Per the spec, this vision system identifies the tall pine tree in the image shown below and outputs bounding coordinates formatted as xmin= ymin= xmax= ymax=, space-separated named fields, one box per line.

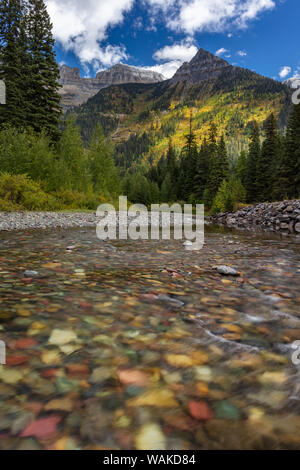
xmin=162 ymin=138 xmax=178 ymax=201
xmin=256 ymin=113 xmax=279 ymax=202
xmin=206 ymin=133 xmax=229 ymax=204
xmin=274 ymin=104 xmax=300 ymax=199
xmin=89 ymin=125 xmax=119 ymax=197
xmin=194 ymin=138 xmax=210 ymax=201
xmin=166 ymin=138 xmax=177 ymax=180
xmin=26 ymin=0 xmax=61 ymax=139
xmin=179 ymin=113 xmax=198 ymax=200
xmin=58 ymin=116 xmax=89 ymax=192
xmin=0 ymin=0 xmax=25 ymax=127
xmin=0 ymin=0 xmax=61 ymax=138
xmin=245 ymin=120 xmax=260 ymax=203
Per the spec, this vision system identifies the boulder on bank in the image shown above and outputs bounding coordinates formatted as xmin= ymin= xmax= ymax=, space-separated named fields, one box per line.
xmin=209 ymin=200 xmax=300 ymax=235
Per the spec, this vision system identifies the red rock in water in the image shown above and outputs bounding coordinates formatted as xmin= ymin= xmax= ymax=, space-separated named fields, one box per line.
xmin=67 ymin=363 xmax=90 ymax=379
xmin=20 ymin=416 xmax=61 ymax=438
xmin=21 ymin=278 xmax=33 ymax=284
xmin=117 ymin=369 xmax=148 ymax=386
xmin=41 ymin=368 xmax=61 ymax=379
xmin=171 ymin=272 xmax=182 ymax=278
xmin=188 ymin=401 xmax=213 ymax=421
xmin=163 ymin=411 xmax=196 ymax=432
xmin=14 ymin=338 xmax=38 ymax=350
xmin=79 ymin=301 xmax=92 ymax=309
xmin=6 ymin=355 xmax=28 ymax=366
xmin=141 ymin=293 xmax=158 ymax=301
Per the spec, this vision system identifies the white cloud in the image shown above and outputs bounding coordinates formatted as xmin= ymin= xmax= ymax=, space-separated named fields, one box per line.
xmin=145 ymin=61 xmax=182 ymax=79
xmin=291 ymin=67 xmax=300 ymax=81
xmin=154 ymin=41 xmax=198 ymax=63
xmin=46 ymin=0 xmax=276 ymax=77
xmin=239 ymin=0 xmax=275 ymax=23
xmin=215 ymin=47 xmax=228 ymax=56
xmin=149 ymin=40 xmax=197 ymax=79
xmin=237 ymin=50 xmax=247 ymax=56
xmin=146 ymin=0 xmax=176 ymax=12
xmin=147 ymin=0 xmax=276 ymax=34
xmin=279 ymin=66 xmax=291 ymax=78
xmin=45 ymin=0 xmax=134 ymax=67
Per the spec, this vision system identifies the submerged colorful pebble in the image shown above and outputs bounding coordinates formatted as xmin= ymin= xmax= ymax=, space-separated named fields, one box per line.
xmin=0 ymin=225 xmax=299 ymax=450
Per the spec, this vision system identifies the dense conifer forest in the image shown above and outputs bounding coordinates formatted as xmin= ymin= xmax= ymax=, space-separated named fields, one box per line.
xmin=0 ymin=0 xmax=299 ymax=211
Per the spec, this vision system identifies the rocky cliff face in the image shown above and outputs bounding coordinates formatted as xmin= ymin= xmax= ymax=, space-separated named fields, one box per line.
xmin=59 ymin=65 xmax=81 ymax=83
xmin=284 ymin=77 xmax=300 ymax=89
xmin=171 ymin=48 xmax=232 ymax=85
xmin=96 ymin=64 xmax=164 ymax=85
xmin=59 ymin=64 xmax=165 ymax=110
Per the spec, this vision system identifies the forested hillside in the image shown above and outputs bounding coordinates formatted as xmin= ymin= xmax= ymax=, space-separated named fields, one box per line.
xmin=73 ymin=61 xmax=290 ymax=169
xmin=70 ymin=49 xmax=300 ymax=212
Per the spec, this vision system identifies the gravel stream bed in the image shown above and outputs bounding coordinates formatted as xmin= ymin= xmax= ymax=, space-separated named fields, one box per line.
xmin=0 ymin=211 xmax=198 ymax=232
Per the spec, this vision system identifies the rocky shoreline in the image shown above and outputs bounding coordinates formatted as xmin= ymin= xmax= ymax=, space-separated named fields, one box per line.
xmin=209 ymin=200 xmax=300 ymax=235
xmin=1 ymin=201 xmax=300 ymax=235
xmin=0 ymin=211 xmax=195 ymax=232
xmin=0 ymin=212 xmax=100 ymax=231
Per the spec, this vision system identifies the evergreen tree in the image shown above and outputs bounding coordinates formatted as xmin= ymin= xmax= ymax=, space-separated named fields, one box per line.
xmin=89 ymin=125 xmax=119 ymax=197
xmin=149 ymin=181 xmax=160 ymax=204
xmin=236 ymin=150 xmax=247 ymax=187
xmin=194 ymin=138 xmax=210 ymax=201
xmin=26 ymin=0 xmax=61 ymax=139
xmin=211 ymin=177 xmax=246 ymax=214
xmin=256 ymin=113 xmax=279 ymax=202
xmin=231 ymin=177 xmax=246 ymax=206
xmin=161 ymin=172 xmax=176 ymax=202
xmin=211 ymin=179 xmax=234 ymax=214
xmin=166 ymin=138 xmax=176 ymax=179
xmin=123 ymin=172 xmax=152 ymax=206
xmin=274 ymin=104 xmax=300 ymax=199
xmin=208 ymin=123 xmax=218 ymax=154
xmin=0 ymin=0 xmax=61 ymax=138
xmin=245 ymin=121 xmax=260 ymax=203
xmin=202 ymin=123 xmax=218 ymax=206
xmin=58 ymin=116 xmax=89 ymax=192
xmin=156 ymin=154 xmax=167 ymax=188
xmin=0 ymin=0 xmax=25 ymax=127
xmin=217 ymin=135 xmax=229 ymax=179
xmin=165 ymin=138 xmax=178 ymax=200
xmin=18 ymin=2 xmax=32 ymax=121
xmin=206 ymin=133 xmax=229 ymax=205
xmin=177 ymin=155 xmax=188 ymax=201
xmin=179 ymin=113 xmax=198 ymax=200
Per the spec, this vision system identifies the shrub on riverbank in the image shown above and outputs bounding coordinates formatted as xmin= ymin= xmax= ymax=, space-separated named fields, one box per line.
xmin=211 ymin=178 xmax=247 ymax=214
xmin=0 ymin=174 xmax=58 ymax=211
xmin=0 ymin=174 xmax=116 ymax=211
xmin=0 ymin=119 xmax=120 ymax=210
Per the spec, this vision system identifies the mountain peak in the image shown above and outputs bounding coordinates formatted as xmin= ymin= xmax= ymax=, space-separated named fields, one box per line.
xmin=58 ymin=63 xmax=165 ymax=110
xmin=190 ymin=48 xmax=229 ymax=66
xmin=171 ymin=48 xmax=231 ymax=84
xmin=96 ymin=64 xmax=165 ymax=84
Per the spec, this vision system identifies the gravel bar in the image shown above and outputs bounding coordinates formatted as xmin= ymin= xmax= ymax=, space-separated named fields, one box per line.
xmin=0 ymin=212 xmax=101 ymax=231
xmin=0 ymin=211 xmax=197 ymax=232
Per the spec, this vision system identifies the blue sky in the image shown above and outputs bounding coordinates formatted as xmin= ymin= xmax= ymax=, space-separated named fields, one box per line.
xmin=46 ymin=0 xmax=300 ymax=81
